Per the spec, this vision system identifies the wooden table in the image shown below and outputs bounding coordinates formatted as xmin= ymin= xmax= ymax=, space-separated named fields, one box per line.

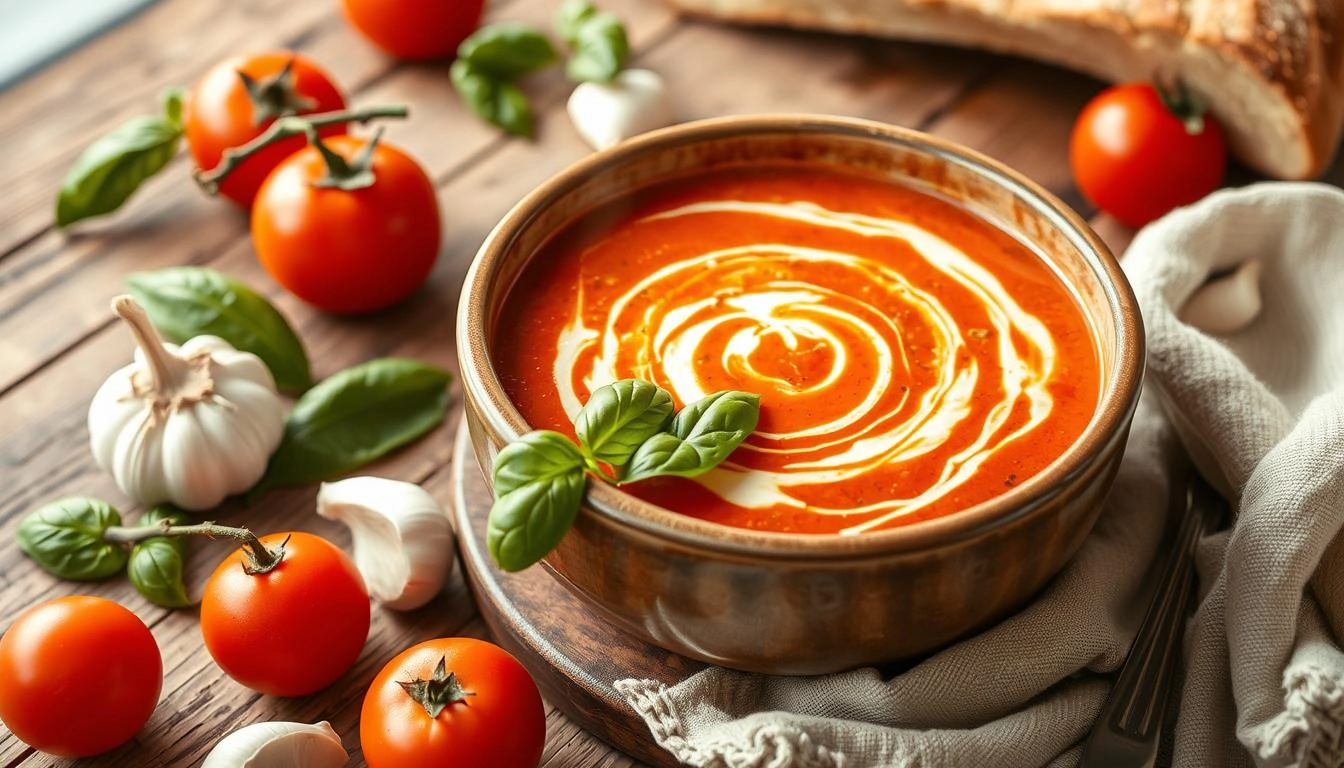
xmin=3 ymin=1 xmax=1342 ymax=766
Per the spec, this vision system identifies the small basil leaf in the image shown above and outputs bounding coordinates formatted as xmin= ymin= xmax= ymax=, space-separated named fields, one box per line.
xmin=575 ymin=379 xmax=673 ymax=466
xmin=450 ymin=60 xmax=536 ymax=138
xmin=251 ymin=358 xmax=453 ymax=496
xmin=565 ymin=11 xmax=628 ymax=83
xmin=127 ymin=505 xmax=193 ymax=608
xmin=458 ymin=23 xmax=560 ymax=79
xmin=621 ymin=391 xmax=761 ymax=483
xmin=56 ymin=96 xmax=185 ymax=228
xmin=17 ymin=497 xmax=128 ymax=580
xmin=487 ymin=431 xmax=588 ymax=572
xmin=556 ymin=0 xmax=599 ymax=46
xmin=126 ymin=266 xmax=312 ymax=392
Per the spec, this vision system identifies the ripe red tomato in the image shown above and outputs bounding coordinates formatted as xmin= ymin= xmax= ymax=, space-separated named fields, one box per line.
xmin=341 ymin=0 xmax=487 ymax=60
xmin=200 ymin=531 xmax=370 ymax=697
xmin=360 ymin=637 xmax=546 ymax=768
xmin=1069 ymin=82 xmax=1226 ymax=228
xmin=0 ymin=596 xmax=162 ymax=758
xmin=251 ymin=134 xmax=442 ymax=314
xmin=184 ymin=52 xmax=347 ymax=209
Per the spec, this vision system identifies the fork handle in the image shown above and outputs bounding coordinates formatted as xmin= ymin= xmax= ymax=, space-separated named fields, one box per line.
xmin=1078 ymin=472 xmax=1226 ymax=768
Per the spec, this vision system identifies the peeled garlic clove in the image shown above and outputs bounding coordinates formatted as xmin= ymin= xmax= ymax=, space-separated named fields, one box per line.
xmin=201 ymin=721 xmax=347 ymax=768
xmin=317 ymin=476 xmax=455 ymax=611
xmin=1179 ymin=259 xmax=1263 ymax=334
xmin=567 ymin=68 xmax=674 ymax=151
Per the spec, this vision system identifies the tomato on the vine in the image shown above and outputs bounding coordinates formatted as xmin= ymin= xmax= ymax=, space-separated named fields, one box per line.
xmin=341 ymin=0 xmax=487 ymax=60
xmin=184 ymin=52 xmax=347 ymax=209
xmin=361 ymin=637 xmax=546 ymax=768
xmin=200 ymin=531 xmax=370 ymax=697
xmin=1069 ymin=81 xmax=1226 ymax=228
xmin=0 ymin=596 xmax=162 ymax=758
xmin=251 ymin=133 xmax=441 ymax=315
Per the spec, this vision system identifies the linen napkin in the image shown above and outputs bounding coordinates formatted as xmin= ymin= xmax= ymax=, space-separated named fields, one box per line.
xmin=616 ymin=182 xmax=1344 ymax=767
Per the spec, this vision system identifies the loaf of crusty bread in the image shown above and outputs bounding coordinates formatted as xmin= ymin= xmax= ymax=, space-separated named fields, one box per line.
xmin=664 ymin=0 xmax=1344 ymax=180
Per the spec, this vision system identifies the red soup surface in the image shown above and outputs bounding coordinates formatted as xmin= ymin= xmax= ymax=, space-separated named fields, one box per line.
xmin=493 ymin=164 xmax=1101 ymax=535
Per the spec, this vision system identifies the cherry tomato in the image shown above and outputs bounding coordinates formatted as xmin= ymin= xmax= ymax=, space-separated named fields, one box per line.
xmin=341 ymin=0 xmax=487 ymax=60
xmin=1069 ymin=82 xmax=1226 ymax=228
xmin=361 ymin=637 xmax=546 ymax=768
xmin=251 ymin=134 xmax=442 ymax=314
xmin=0 ymin=596 xmax=162 ymax=758
xmin=200 ymin=531 xmax=370 ymax=696
xmin=184 ymin=52 xmax=347 ymax=209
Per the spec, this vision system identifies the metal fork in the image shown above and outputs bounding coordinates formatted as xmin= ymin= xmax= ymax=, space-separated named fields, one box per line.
xmin=1078 ymin=471 xmax=1227 ymax=768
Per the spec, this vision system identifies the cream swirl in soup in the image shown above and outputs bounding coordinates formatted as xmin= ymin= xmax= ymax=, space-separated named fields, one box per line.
xmin=494 ymin=166 xmax=1100 ymax=535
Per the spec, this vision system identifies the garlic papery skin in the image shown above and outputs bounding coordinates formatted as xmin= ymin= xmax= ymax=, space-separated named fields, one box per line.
xmin=88 ymin=296 xmax=287 ymax=511
xmin=201 ymin=721 xmax=348 ymax=768
xmin=567 ymin=68 xmax=674 ymax=151
xmin=317 ymin=476 xmax=454 ymax=610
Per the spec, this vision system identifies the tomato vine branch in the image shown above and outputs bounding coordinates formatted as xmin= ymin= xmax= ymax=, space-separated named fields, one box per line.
xmin=102 ymin=520 xmax=283 ymax=573
xmin=192 ymin=104 xmax=409 ymax=194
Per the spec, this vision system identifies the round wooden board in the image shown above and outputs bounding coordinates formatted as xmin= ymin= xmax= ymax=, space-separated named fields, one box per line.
xmin=449 ymin=419 xmax=705 ymax=768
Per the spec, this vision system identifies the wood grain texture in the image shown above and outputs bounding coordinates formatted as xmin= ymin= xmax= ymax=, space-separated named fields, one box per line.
xmin=4 ymin=0 xmax=1340 ymax=764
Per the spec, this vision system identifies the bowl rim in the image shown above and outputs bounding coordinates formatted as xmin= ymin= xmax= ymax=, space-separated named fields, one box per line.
xmin=457 ymin=113 xmax=1145 ymax=561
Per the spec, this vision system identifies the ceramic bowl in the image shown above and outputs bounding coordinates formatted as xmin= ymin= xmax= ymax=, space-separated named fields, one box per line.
xmin=456 ymin=114 xmax=1143 ymax=675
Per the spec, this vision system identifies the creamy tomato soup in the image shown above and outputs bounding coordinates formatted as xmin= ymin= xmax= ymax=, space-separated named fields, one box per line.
xmin=492 ymin=165 xmax=1100 ymax=535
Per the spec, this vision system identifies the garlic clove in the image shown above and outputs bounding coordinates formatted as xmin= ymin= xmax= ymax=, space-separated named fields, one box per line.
xmin=201 ymin=721 xmax=347 ymax=768
xmin=567 ymin=68 xmax=674 ymax=151
xmin=316 ymin=476 xmax=455 ymax=611
xmin=1179 ymin=259 xmax=1264 ymax=334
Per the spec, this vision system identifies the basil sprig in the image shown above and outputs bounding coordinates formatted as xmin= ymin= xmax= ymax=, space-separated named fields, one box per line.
xmin=126 ymin=266 xmax=312 ymax=392
xmin=451 ymin=0 xmax=630 ymax=137
xmin=250 ymin=358 xmax=453 ymax=497
xmin=556 ymin=0 xmax=630 ymax=83
xmin=17 ymin=497 xmax=129 ymax=580
xmin=56 ymin=89 xmax=185 ymax=228
xmin=451 ymin=25 xmax=559 ymax=137
xmin=487 ymin=379 xmax=760 ymax=572
xmin=127 ymin=505 xmax=193 ymax=608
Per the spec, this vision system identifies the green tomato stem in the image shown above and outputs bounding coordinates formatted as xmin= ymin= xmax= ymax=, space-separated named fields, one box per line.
xmin=102 ymin=520 xmax=284 ymax=573
xmin=192 ymin=104 xmax=409 ymax=195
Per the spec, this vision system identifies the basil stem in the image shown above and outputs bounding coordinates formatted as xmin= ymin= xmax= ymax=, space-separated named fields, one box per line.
xmin=488 ymin=431 xmax=588 ymax=572
xmin=250 ymin=358 xmax=453 ymax=497
xmin=126 ymin=505 xmax=193 ymax=608
xmin=575 ymin=379 xmax=673 ymax=467
xmin=17 ymin=497 xmax=130 ymax=580
xmin=451 ymin=23 xmax=559 ymax=137
xmin=126 ymin=267 xmax=312 ymax=392
xmin=56 ymin=88 xmax=185 ymax=228
xmin=622 ymin=391 xmax=761 ymax=483
xmin=556 ymin=0 xmax=629 ymax=84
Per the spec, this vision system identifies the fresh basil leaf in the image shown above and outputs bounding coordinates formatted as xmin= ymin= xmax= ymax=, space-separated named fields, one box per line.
xmin=621 ymin=391 xmax=761 ymax=483
xmin=251 ymin=358 xmax=453 ymax=496
xmin=575 ymin=379 xmax=673 ymax=466
xmin=556 ymin=0 xmax=599 ymax=46
xmin=127 ymin=505 xmax=192 ymax=608
xmin=458 ymin=23 xmax=560 ymax=79
xmin=451 ymin=60 xmax=536 ymax=138
xmin=56 ymin=89 xmax=186 ymax=228
xmin=126 ymin=266 xmax=312 ymax=392
xmin=487 ymin=431 xmax=587 ymax=572
xmin=565 ymin=11 xmax=628 ymax=83
xmin=17 ymin=497 xmax=128 ymax=580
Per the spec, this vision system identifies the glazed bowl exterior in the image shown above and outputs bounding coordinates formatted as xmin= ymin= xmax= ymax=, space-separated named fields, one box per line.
xmin=456 ymin=114 xmax=1143 ymax=675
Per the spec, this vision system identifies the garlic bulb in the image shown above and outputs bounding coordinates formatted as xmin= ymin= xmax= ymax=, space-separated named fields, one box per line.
xmin=88 ymin=296 xmax=287 ymax=511
xmin=201 ymin=721 xmax=347 ymax=768
xmin=567 ymin=68 xmax=674 ymax=151
xmin=317 ymin=476 xmax=455 ymax=610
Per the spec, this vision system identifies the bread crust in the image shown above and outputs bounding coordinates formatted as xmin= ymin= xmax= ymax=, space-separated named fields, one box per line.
xmin=666 ymin=0 xmax=1344 ymax=179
